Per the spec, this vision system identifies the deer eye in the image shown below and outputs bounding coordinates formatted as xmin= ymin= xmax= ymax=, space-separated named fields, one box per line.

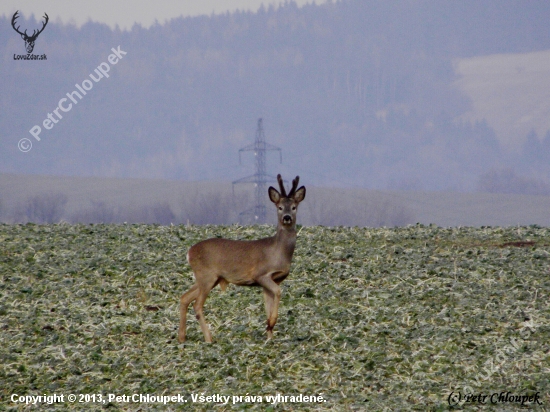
xmin=278 ymin=206 xmax=283 ymax=211
xmin=292 ymin=206 xmax=296 ymax=211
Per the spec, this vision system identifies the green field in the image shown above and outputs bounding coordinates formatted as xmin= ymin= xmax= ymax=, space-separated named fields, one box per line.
xmin=1 ymin=224 xmax=549 ymax=410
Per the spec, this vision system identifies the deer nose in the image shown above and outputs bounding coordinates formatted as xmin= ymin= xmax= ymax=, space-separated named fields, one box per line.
xmin=283 ymin=215 xmax=292 ymax=224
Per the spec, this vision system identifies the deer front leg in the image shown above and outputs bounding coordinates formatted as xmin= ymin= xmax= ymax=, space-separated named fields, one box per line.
xmin=262 ymin=288 xmax=274 ymax=328
xmin=257 ymin=276 xmax=282 ymax=340
xmin=193 ymin=288 xmax=213 ymax=343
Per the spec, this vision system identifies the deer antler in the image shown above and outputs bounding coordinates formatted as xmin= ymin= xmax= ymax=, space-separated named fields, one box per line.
xmin=33 ymin=13 xmax=49 ymax=38
xmin=288 ymin=176 xmax=300 ymax=197
xmin=277 ymin=175 xmax=300 ymax=198
xmin=277 ymin=174 xmax=287 ymax=197
xmin=11 ymin=11 xmax=25 ymax=36
xmin=11 ymin=11 xmax=48 ymax=39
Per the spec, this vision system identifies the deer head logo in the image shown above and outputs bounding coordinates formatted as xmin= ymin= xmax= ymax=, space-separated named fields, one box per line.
xmin=12 ymin=11 xmax=49 ymax=54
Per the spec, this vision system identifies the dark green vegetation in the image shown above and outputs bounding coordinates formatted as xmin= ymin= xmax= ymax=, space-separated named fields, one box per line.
xmin=1 ymin=224 xmax=549 ymax=410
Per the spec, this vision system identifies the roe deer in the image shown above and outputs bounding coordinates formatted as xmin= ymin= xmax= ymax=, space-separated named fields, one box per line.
xmin=178 ymin=174 xmax=306 ymax=343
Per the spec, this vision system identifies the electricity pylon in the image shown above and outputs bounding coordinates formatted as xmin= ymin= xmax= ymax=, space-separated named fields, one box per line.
xmin=233 ymin=118 xmax=282 ymax=224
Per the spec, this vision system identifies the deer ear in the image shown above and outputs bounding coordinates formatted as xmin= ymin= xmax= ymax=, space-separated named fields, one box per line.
xmin=268 ymin=187 xmax=280 ymax=204
xmin=293 ymin=186 xmax=306 ymax=203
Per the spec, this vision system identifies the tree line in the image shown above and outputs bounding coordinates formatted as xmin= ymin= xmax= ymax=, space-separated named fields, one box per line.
xmin=0 ymin=189 xmax=415 ymax=228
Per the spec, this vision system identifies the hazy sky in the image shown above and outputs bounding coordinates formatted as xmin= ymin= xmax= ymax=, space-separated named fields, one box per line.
xmin=1 ymin=0 xmax=325 ymax=30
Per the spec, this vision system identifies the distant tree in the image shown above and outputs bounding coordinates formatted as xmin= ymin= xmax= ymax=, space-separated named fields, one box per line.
xmin=111 ymin=203 xmax=173 ymax=225
xmin=365 ymin=200 xmax=416 ymax=228
xmin=522 ymin=129 xmax=543 ymax=162
xmin=304 ymin=189 xmax=415 ymax=227
xmin=477 ymin=168 xmax=550 ymax=196
xmin=180 ymin=188 xmax=252 ymax=225
xmin=24 ymin=193 xmax=68 ymax=223
xmin=71 ymin=200 xmax=117 ymax=223
xmin=542 ymin=130 xmax=550 ymax=162
xmin=181 ymin=192 xmax=234 ymax=225
xmin=151 ymin=202 xmax=176 ymax=225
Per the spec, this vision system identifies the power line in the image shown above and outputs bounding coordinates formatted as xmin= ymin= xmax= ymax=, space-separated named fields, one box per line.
xmin=232 ymin=118 xmax=282 ymax=224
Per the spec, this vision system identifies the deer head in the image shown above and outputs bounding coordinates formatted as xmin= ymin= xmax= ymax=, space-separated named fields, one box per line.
xmin=12 ymin=11 xmax=49 ymax=54
xmin=269 ymin=174 xmax=306 ymax=228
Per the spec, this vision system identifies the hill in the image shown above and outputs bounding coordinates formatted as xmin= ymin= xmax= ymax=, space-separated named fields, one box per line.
xmin=2 ymin=1 xmax=550 ymax=191
xmin=455 ymin=49 xmax=550 ymax=151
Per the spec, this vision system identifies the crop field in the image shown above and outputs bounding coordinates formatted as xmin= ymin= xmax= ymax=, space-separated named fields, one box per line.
xmin=1 ymin=223 xmax=549 ymax=410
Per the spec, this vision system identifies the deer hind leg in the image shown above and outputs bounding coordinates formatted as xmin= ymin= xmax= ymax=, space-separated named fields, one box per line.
xmin=193 ymin=277 xmax=220 ymax=343
xmin=179 ymin=283 xmax=199 ymax=343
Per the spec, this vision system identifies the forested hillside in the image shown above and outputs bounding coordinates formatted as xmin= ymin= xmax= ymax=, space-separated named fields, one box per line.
xmin=2 ymin=0 xmax=550 ymax=191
